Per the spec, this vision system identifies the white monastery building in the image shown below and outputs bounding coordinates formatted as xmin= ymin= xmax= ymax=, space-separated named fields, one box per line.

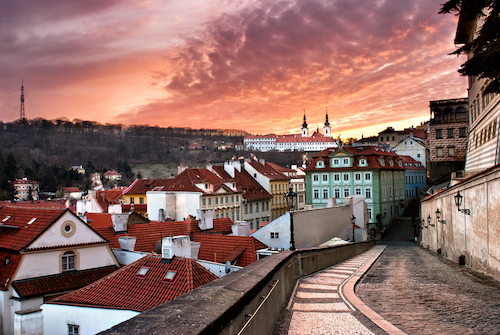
xmin=244 ymin=113 xmax=338 ymax=152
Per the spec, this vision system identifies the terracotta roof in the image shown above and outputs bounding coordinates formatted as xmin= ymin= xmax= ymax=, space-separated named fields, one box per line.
xmin=0 ymin=251 xmax=22 ymax=291
xmin=244 ymin=134 xmax=276 ymax=139
xmin=0 ymin=206 xmax=67 ymax=251
xmin=85 ymin=213 xmax=114 ymax=228
xmin=11 ymin=265 xmax=119 ymax=299
xmin=212 ymin=166 xmax=272 ymax=201
xmin=399 ymin=155 xmax=426 ymax=170
xmin=248 ymin=162 xmax=290 ymax=181
xmin=94 ymin=188 xmax=125 ymax=212
xmin=0 ymin=200 xmax=67 ymax=209
xmin=63 ymin=187 xmax=80 ymax=193
xmin=13 ymin=179 xmax=38 ymax=185
xmin=47 ymin=255 xmax=217 ymax=312
xmin=122 ymin=178 xmax=173 ymax=195
xmin=193 ymin=233 xmax=267 ymax=267
xmin=307 ymin=146 xmax=405 ymax=171
xmin=103 ymin=170 xmax=121 ymax=176
xmin=275 ymin=134 xmax=335 ymax=143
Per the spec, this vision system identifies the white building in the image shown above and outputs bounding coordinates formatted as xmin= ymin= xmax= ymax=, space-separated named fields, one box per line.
xmin=391 ymin=135 xmax=428 ymax=167
xmin=0 ymin=206 xmax=119 ymax=335
xmin=243 ymin=113 xmax=338 ymax=152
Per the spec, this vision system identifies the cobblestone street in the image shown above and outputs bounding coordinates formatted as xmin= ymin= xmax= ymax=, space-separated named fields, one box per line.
xmin=356 ymin=242 xmax=500 ymax=335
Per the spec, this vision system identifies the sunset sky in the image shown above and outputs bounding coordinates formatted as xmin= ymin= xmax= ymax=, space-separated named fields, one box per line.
xmin=1 ymin=0 xmax=467 ymax=139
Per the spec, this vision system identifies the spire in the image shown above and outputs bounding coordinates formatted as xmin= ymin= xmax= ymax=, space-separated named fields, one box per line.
xmin=324 ymin=108 xmax=330 ymax=127
xmin=20 ymin=80 xmax=25 ymax=120
xmin=301 ymin=109 xmax=309 ymax=137
xmin=324 ymin=107 xmax=331 ymax=138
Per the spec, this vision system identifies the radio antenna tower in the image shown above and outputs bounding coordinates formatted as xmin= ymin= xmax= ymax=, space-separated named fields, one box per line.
xmin=20 ymin=80 xmax=26 ymax=120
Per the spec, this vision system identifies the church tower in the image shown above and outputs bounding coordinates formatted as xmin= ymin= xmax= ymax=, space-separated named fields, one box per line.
xmin=324 ymin=108 xmax=331 ymax=138
xmin=301 ymin=111 xmax=309 ymax=137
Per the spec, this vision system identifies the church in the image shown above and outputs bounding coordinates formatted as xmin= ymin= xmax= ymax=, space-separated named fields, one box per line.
xmin=243 ymin=113 xmax=338 ymax=152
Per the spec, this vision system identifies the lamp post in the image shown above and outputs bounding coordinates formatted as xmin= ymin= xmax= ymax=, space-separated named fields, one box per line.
xmin=350 ymin=214 xmax=356 ymax=242
xmin=454 ymin=191 xmax=470 ymax=215
xmin=284 ymin=187 xmax=297 ymax=251
xmin=436 ymin=209 xmax=446 ymax=224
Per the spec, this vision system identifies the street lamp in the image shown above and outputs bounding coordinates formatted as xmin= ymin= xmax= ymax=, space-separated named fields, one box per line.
xmin=436 ymin=209 xmax=446 ymax=224
xmin=350 ymin=214 xmax=356 ymax=242
xmin=284 ymin=187 xmax=297 ymax=251
xmin=454 ymin=191 xmax=470 ymax=215
xmin=427 ymin=214 xmax=434 ymax=227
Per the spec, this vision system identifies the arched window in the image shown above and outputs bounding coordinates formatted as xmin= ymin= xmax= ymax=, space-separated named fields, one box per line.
xmin=62 ymin=251 xmax=75 ymax=271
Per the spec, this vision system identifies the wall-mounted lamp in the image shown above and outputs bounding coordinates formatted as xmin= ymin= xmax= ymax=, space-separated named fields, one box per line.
xmin=435 ymin=209 xmax=446 ymax=224
xmin=454 ymin=191 xmax=470 ymax=215
xmin=427 ymin=214 xmax=434 ymax=227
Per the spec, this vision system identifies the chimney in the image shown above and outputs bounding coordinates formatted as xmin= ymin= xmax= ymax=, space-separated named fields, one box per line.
xmin=118 ymin=236 xmax=137 ymax=251
xmin=231 ymin=222 xmax=251 ymax=236
xmin=224 ymin=161 xmax=235 ymax=178
xmin=111 ymin=213 xmax=128 ymax=232
xmin=259 ymin=159 xmax=265 ymax=165
xmin=197 ymin=209 xmax=214 ymax=230
xmin=206 ymin=163 xmax=213 ymax=172
xmin=177 ymin=165 xmax=188 ymax=175
xmin=162 ymin=235 xmax=200 ymax=259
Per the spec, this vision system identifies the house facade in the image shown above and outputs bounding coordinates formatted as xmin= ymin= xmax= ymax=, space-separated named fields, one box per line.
xmin=428 ymin=98 xmax=469 ymax=182
xmin=13 ymin=178 xmax=39 ymax=201
xmin=400 ymin=155 xmax=427 ymax=199
xmin=305 ymin=146 xmax=406 ymax=226
xmin=0 ymin=206 xmax=119 ymax=335
xmin=391 ymin=135 xmax=428 ymax=168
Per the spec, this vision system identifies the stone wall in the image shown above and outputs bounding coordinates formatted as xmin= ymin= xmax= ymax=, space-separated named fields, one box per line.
xmin=421 ymin=164 xmax=500 ymax=280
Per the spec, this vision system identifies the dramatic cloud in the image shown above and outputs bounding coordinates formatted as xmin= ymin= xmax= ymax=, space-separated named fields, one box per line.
xmin=0 ymin=0 xmax=466 ymax=138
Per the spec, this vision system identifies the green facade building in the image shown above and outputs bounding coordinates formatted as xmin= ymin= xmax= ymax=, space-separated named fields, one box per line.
xmin=305 ymin=146 xmax=406 ymax=227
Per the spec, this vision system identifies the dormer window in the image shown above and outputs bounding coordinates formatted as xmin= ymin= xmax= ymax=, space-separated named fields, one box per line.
xmin=316 ymin=160 xmax=325 ymax=168
xmin=333 ymin=159 xmax=339 ymax=165
xmin=358 ymin=158 xmax=368 ymax=167
xmin=377 ymin=158 xmax=385 ymax=166
xmin=387 ymin=159 xmax=394 ymax=166
xmin=163 ymin=270 xmax=177 ymax=283
xmin=343 ymin=158 xmax=349 ymax=165
xmin=136 ymin=266 xmax=150 ymax=277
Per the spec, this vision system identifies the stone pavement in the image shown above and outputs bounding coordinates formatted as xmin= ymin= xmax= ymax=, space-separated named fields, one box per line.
xmin=273 ymin=245 xmax=394 ymax=335
xmin=356 ymin=242 xmax=500 ymax=335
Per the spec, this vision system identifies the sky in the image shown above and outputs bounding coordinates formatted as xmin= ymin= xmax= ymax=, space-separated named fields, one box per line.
xmin=0 ymin=0 xmax=467 ymax=139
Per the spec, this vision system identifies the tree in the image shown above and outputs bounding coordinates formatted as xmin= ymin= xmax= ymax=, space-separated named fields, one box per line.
xmin=440 ymin=0 xmax=500 ymax=94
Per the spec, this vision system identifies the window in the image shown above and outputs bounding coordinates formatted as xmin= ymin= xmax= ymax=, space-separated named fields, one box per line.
xmin=163 ymin=270 xmax=177 ymax=282
xmin=68 ymin=324 xmax=79 ymax=335
xmin=203 ymin=198 xmax=206 ymax=206
xmin=365 ymin=188 xmax=371 ymax=198
xmin=335 ymin=189 xmax=340 ymax=198
xmin=333 ymin=159 xmax=339 ymax=165
xmin=220 ymin=197 xmax=223 ymax=204
xmin=436 ymin=147 xmax=444 ymax=157
xmin=322 ymin=174 xmax=328 ymax=182
xmin=334 ymin=174 xmax=340 ymax=181
xmin=249 ymin=204 xmax=253 ymax=213
xmin=343 ymin=158 xmax=349 ymax=165
xmin=343 ymin=174 xmax=349 ymax=181
xmin=62 ymin=251 xmax=75 ymax=271
xmin=139 ymin=197 xmax=144 ymax=204
xmin=256 ymin=203 xmax=259 ymax=212
xmin=232 ymin=196 xmax=234 ymax=203
xmin=344 ymin=188 xmax=350 ymax=197
xmin=314 ymin=189 xmax=319 ymax=199
xmin=136 ymin=266 xmax=150 ymax=277
xmin=266 ymin=202 xmax=269 ymax=211
xmin=323 ymin=189 xmax=328 ymax=198
xmin=215 ymin=197 xmax=218 ymax=205
xmin=365 ymin=173 xmax=371 ymax=181
xmin=355 ymin=173 xmax=361 ymax=181
xmin=313 ymin=175 xmax=319 ymax=182
xmin=270 ymin=232 xmax=279 ymax=239
xmin=448 ymin=147 xmax=455 ymax=157
xmin=245 ymin=204 xmax=248 ymax=214
xmin=367 ymin=208 xmax=372 ymax=219
xmin=225 ymin=196 xmax=228 ymax=203
xmin=130 ymin=197 xmax=135 ymax=204
xmin=355 ymin=188 xmax=361 ymax=195
xmin=389 ymin=187 xmax=393 ymax=197
xmin=459 ymin=127 xmax=466 ymax=138
xmin=417 ymin=153 xmax=421 ymax=158
xmin=436 ymin=129 xmax=443 ymax=139
xmin=448 ymin=129 xmax=454 ymax=138
xmin=209 ymin=198 xmax=212 ymax=205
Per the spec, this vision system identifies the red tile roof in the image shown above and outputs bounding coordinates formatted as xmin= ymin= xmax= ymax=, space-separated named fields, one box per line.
xmin=248 ymin=162 xmax=289 ymax=180
xmin=400 ymin=155 xmax=426 ymax=170
xmin=47 ymin=255 xmax=217 ymax=312
xmin=0 ymin=251 xmax=22 ymax=291
xmin=193 ymin=233 xmax=267 ymax=267
xmin=103 ymin=170 xmax=121 ymax=176
xmin=275 ymin=134 xmax=336 ymax=143
xmin=122 ymin=178 xmax=173 ymax=195
xmin=85 ymin=213 xmax=114 ymax=228
xmin=93 ymin=188 xmax=125 ymax=212
xmin=0 ymin=206 xmax=67 ymax=251
xmin=212 ymin=166 xmax=272 ymax=201
xmin=0 ymin=200 xmax=67 ymax=209
xmin=307 ymin=146 xmax=405 ymax=171
xmin=63 ymin=187 xmax=80 ymax=193
xmin=11 ymin=265 xmax=119 ymax=298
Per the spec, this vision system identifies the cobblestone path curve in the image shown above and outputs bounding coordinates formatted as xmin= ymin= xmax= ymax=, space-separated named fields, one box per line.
xmin=356 ymin=242 xmax=500 ymax=335
xmin=273 ymin=247 xmax=388 ymax=335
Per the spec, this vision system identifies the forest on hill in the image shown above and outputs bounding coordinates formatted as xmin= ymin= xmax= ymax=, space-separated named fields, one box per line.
xmin=0 ymin=118 xmax=306 ymax=200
